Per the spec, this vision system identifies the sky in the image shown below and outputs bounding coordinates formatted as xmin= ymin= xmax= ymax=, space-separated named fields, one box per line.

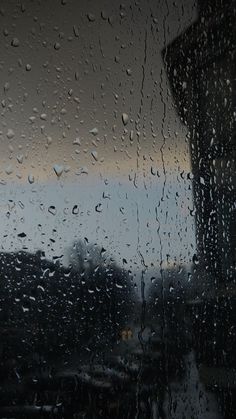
xmin=0 ymin=0 xmax=198 ymax=282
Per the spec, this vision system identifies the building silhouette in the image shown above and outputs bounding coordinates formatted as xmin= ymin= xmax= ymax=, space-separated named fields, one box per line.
xmin=163 ymin=0 xmax=236 ymax=288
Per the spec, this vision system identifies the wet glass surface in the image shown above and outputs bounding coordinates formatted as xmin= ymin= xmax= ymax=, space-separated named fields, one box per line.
xmin=0 ymin=0 xmax=235 ymax=418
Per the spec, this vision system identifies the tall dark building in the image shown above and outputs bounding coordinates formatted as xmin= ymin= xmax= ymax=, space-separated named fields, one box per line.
xmin=163 ymin=0 xmax=236 ymax=289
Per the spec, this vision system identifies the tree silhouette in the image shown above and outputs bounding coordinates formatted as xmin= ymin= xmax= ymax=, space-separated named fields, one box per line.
xmin=147 ymin=264 xmax=191 ymax=379
xmin=68 ymin=239 xmax=135 ymax=349
xmin=0 ymin=241 xmax=135 ymax=367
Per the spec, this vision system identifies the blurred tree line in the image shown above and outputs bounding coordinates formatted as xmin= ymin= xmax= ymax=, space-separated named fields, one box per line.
xmin=0 ymin=239 xmax=135 ymax=367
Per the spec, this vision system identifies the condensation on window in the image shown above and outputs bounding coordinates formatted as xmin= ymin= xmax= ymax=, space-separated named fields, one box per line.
xmin=0 ymin=0 xmax=235 ymax=418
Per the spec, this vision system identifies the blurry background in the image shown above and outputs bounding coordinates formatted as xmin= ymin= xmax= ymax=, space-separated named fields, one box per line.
xmin=0 ymin=0 xmax=197 ymax=286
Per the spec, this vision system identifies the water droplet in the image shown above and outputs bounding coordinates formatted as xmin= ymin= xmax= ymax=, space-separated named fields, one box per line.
xmin=53 ymin=164 xmax=64 ymax=178
xmin=16 ymin=154 xmax=23 ymax=164
xmin=4 ymin=82 xmax=10 ymax=92
xmin=200 ymin=176 xmax=205 ymax=185
xmin=100 ymin=247 xmax=106 ymax=256
xmin=76 ymin=166 xmax=88 ymax=175
xmin=122 ymin=113 xmax=129 ymax=125
xmin=18 ymin=232 xmax=26 ymax=238
xmin=95 ymin=203 xmax=102 ymax=212
xmin=73 ymin=137 xmax=81 ymax=145
xmin=73 ymin=25 xmax=79 ymax=37
xmin=22 ymin=306 xmax=29 ymax=313
xmin=7 ymin=128 xmax=15 ymax=139
xmin=151 ymin=167 xmax=156 ymax=176
xmin=192 ymin=254 xmax=199 ymax=265
xmin=11 ymin=37 xmax=20 ymax=47
xmin=48 ymin=205 xmax=57 ymax=215
xmin=25 ymin=63 xmax=31 ymax=71
xmin=72 ymin=205 xmax=79 ymax=215
xmin=28 ymin=174 xmax=34 ymax=184
xmin=54 ymin=42 xmax=61 ymax=50
xmin=91 ymin=150 xmax=98 ymax=161
xmin=5 ymin=165 xmax=13 ymax=175
xmin=75 ymin=71 xmax=79 ymax=80
xmin=40 ymin=113 xmax=47 ymax=120
xmin=8 ymin=200 xmax=15 ymax=211
xmin=87 ymin=13 xmax=95 ymax=22
xmin=90 ymin=127 xmax=98 ymax=136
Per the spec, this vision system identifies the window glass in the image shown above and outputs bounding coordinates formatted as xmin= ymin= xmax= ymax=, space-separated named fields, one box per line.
xmin=0 ymin=0 xmax=235 ymax=417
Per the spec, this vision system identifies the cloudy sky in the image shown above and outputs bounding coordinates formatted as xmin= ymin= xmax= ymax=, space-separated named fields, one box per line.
xmin=0 ymin=0 xmax=197 ymax=282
